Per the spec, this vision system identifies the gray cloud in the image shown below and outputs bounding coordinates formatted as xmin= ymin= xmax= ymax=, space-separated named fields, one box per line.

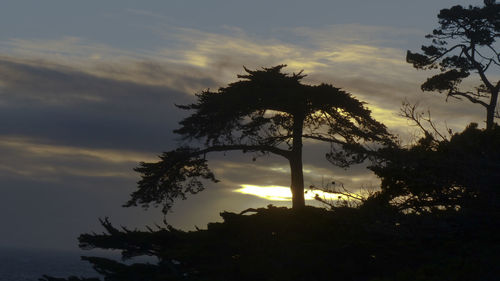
xmin=0 ymin=57 xmax=216 ymax=152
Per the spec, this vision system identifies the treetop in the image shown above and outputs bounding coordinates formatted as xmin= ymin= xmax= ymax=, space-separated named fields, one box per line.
xmin=175 ymin=65 xmax=388 ymax=147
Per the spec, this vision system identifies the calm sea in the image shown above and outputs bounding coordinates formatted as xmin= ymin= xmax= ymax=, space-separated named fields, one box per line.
xmin=0 ymin=247 xmax=102 ymax=281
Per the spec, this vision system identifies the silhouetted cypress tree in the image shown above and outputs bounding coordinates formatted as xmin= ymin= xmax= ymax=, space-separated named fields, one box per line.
xmin=125 ymin=65 xmax=392 ymax=212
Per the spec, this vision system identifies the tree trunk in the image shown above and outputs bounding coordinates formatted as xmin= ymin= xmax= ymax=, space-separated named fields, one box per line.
xmin=486 ymin=88 xmax=499 ymax=130
xmin=290 ymin=113 xmax=305 ymax=209
xmin=289 ymin=151 xmax=305 ymax=209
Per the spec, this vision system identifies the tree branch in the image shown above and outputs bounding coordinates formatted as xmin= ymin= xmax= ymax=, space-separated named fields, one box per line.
xmin=301 ymin=134 xmax=346 ymax=145
xmin=429 ymin=44 xmax=467 ymax=64
xmin=197 ymin=144 xmax=291 ymax=159
xmin=400 ymin=101 xmax=449 ymax=142
xmin=462 ymin=46 xmax=496 ymax=91
xmin=448 ymin=90 xmax=489 ymax=107
xmin=486 ymin=44 xmax=500 ymax=64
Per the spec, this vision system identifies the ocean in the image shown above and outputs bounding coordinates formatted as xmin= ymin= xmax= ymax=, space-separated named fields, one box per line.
xmin=0 ymin=247 xmax=102 ymax=281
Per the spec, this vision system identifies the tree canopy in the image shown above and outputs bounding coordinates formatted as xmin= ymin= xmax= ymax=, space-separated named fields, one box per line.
xmin=406 ymin=0 xmax=500 ymax=129
xmin=370 ymin=123 xmax=500 ymax=213
xmin=125 ymin=65 xmax=392 ymax=212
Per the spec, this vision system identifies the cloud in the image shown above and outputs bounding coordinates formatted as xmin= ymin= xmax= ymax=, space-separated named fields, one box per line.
xmin=0 ymin=135 xmax=157 ymax=182
xmin=1 ymin=26 xmax=488 ymax=136
xmin=2 ymin=24 xmax=484 ymax=196
xmin=292 ymin=24 xmax=425 ymax=48
xmin=0 ymin=57 xmax=213 ymax=153
xmin=0 ymin=37 xmax=139 ymax=64
xmin=0 ymin=136 xmax=156 ymax=163
xmin=153 ymin=24 xmax=418 ymax=80
xmin=0 ymin=23 xmax=491 ymax=234
xmin=149 ymin=24 xmax=486 ymax=133
xmin=149 ymin=24 xmax=415 ymax=86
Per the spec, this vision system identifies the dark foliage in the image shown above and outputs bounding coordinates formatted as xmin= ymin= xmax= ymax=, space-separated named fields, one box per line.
xmin=43 ymin=204 xmax=499 ymax=281
xmin=40 ymin=275 xmax=100 ymax=281
xmin=370 ymin=123 xmax=500 ymax=213
xmin=127 ymin=65 xmax=392 ymax=211
xmin=125 ymin=147 xmax=218 ymax=213
xmin=406 ymin=1 xmax=500 ymax=129
xmin=41 ymin=123 xmax=499 ymax=280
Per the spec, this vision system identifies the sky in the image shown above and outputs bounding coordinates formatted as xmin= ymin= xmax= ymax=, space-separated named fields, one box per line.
xmin=0 ymin=0 xmax=491 ymax=251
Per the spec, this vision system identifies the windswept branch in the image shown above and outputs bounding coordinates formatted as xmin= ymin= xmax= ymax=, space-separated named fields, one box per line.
xmin=302 ymin=134 xmax=346 ymax=145
xmin=448 ymin=90 xmax=489 ymax=107
xmin=197 ymin=144 xmax=291 ymax=158
xmin=125 ymin=143 xmax=293 ymax=213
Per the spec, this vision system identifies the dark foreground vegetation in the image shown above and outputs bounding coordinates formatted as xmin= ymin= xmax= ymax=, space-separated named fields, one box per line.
xmin=40 ymin=205 xmax=499 ymax=281
xmin=41 ymin=125 xmax=500 ymax=281
xmin=41 ymin=1 xmax=499 ymax=280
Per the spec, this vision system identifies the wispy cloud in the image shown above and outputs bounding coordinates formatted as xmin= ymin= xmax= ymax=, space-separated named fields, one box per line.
xmin=145 ymin=24 xmax=487 ymax=132
xmin=0 ymin=136 xmax=156 ymax=163
xmin=0 ymin=23 xmax=487 ymax=194
xmin=0 ymin=136 xmax=156 ymax=182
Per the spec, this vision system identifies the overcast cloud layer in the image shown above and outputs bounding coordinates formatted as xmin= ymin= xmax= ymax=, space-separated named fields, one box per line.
xmin=0 ymin=0 xmax=493 ymax=251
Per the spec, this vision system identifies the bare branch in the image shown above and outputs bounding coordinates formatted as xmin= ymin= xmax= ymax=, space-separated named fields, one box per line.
xmin=309 ymin=181 xmax=366 ymax=209
xmin=400 ymin=101 xmax=449 ymax=142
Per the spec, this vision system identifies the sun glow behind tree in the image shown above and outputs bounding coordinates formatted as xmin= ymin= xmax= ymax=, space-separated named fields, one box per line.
xmin=235 ymin=184 xmax=353 ymax=201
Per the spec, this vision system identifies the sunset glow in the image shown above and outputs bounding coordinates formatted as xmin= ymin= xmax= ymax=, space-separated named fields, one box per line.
xmin=235 ymin=184 xmax=350 ymax=201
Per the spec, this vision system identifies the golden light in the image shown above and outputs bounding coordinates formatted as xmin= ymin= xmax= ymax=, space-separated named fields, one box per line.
xmin=234 ymin=184 xmax=347 ymax=201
